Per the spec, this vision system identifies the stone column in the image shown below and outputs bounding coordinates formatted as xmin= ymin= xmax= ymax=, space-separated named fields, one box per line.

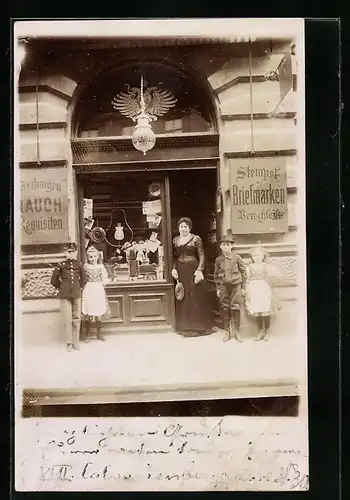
xmin=18 ymin=72 xmax=78 ymax=345
xmin=206 ymin=42 xmax=299 ymax=338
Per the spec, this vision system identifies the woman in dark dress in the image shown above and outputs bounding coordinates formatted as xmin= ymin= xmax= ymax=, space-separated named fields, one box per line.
xmin=172 ymin=217 xmax=212 ymax=337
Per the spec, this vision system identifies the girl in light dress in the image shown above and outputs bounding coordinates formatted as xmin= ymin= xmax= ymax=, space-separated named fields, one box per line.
xmin=81 ymin=246 xmax=111 ymax=343
xmin=245 ymin=246 xmax=281 ymax=341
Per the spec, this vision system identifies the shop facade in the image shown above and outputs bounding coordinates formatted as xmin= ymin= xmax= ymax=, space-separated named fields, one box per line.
xmin=18 ymin=36 xmax=299 ymax=345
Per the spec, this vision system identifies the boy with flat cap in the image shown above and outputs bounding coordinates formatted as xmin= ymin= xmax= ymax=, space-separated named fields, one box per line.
xmin=51 ymin=242 xmax=86 ymax=352
xmin=214 ymin=234 xmax=247 ymax=342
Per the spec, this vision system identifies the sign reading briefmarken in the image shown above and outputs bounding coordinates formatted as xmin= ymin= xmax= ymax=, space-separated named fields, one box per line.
xmin=20 ymin=168 xmax=69 ymax=245
xmin=230 ymin=158 xmax=289 ymax=234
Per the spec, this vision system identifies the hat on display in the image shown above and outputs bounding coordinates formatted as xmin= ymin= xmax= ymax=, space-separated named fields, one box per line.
xmin=64 ymin=242 xmax=77 ymax=251
xmin=219 ymin=234 xmax=235 ymax=244
xmin=90 ymin=226 xmax=106 ymax=244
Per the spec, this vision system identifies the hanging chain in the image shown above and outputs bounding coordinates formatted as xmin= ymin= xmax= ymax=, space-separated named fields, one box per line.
xmin=35 ymin=70 xmax=41 ymax=165
xmin=248 ymin=47 xmax=255 ymax=153
xmin=140 ymin=74 xmax=145 ymax=113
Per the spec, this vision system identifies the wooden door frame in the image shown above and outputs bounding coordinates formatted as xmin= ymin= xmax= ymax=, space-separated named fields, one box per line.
xmin=77 ymin=182 xmax=86 ymax=262
xmin=163 ymin=175 xmax=173 ymax=283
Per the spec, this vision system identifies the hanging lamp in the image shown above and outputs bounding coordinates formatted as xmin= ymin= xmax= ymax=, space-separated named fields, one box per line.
xmin=112 ymin=74 xmax=177 ymax=155
xmin=131 ymin=75 xmax=156 ymax=155
xmin=35 ymin=69 xmax=41 ymax=166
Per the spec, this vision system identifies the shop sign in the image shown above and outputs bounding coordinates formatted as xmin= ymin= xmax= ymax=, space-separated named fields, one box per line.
xmin=230 ymin=157 xmax=289 ymax=234
xmin=20 ymin=168 xmax=69 ymax=245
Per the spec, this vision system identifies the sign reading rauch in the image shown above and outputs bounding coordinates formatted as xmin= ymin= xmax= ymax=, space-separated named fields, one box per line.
xmin=230 ymin=158 xmax=289 ymax=234
xmin=20 ymin=168 xmax=69 ymax=245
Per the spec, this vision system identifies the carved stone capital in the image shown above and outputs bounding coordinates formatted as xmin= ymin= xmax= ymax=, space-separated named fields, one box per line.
xmin=243 ymin=255 xmax=297 ymax=288
xmin=268 ymin=256 xmax=297 ymax=287
xmin=21 ymin=268 xmax=58 ymax=299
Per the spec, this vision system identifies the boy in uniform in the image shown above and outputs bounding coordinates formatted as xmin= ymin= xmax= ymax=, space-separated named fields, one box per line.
xmin=214 ymin=234 xmax=247 ymax=342
xmin=51 ymin=242 xmax=86 ymax=351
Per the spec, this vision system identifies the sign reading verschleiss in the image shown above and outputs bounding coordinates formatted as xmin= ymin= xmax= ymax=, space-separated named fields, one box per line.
xmin=230 ymin=157 xmax=289 ymax=234
xmin=20 ymin=168 xmax=69 ymax=245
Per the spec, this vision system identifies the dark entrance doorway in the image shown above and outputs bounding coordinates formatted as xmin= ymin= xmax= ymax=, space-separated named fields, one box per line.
xmin=169 ymin=168 xmax=218 ymax=274
xmin=169 ymin=168 xmax=220 ymax=328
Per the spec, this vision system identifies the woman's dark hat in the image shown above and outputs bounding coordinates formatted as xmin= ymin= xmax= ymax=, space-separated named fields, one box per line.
xmin=175 ymin=279 xmax=185 ymax=301
xmin=64 ymin=242 xmax=77 ymax=251
xmin=219 ymin=234 xmax=235 ymax=244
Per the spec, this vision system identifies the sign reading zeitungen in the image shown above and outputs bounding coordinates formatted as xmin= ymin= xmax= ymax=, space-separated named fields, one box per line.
xmin=20 ymin=168 xmax=69 ymax=245
xmin=230 ymin=157 xmax=289 ymax=234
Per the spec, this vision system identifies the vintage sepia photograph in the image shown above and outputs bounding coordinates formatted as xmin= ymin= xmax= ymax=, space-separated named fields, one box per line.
xmin=14 ymin=18 xmax=308 ymax=491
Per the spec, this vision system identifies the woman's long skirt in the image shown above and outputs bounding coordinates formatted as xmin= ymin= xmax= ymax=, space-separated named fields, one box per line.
xmin=175 ymin=260 xmax=211 ymax=336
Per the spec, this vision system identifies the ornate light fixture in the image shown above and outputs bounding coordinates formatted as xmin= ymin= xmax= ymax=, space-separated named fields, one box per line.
xmin=112 ymin=74 xmax=177 ymax=155
xmin=131 ymin=75 xmax=156 ymax=155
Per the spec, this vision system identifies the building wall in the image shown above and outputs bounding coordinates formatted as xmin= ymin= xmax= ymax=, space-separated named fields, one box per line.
xmin=205 ymin=42 xmax=299 ymax=337
xmin=18 ymin=40 xmax=300 ymax=345
xmin=19 ymin=73 xmax=78 ymax=242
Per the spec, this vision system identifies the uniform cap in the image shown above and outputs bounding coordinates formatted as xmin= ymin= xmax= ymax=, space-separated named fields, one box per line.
xmin=64 ymin=242 xmax=77 ymax=251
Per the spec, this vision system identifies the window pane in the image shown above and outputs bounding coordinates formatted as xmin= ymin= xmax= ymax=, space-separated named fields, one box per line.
xmin=80 ymin=130 xmax=98 ymax=138
xmin=83 ymin=177 xmax=166 ymax=284
xmin=165 ymin=118 xmax=183 ymax=133
xmin=122 ymin=126 xmax=134 ymax=136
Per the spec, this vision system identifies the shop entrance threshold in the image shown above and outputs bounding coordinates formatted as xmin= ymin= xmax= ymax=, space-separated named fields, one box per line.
xmin=20 ymin=328 xmax=303 ymax=409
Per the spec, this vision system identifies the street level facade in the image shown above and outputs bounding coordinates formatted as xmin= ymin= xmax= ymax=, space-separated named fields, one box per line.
xmin=18 ymin=35 xmax=299 ymax=348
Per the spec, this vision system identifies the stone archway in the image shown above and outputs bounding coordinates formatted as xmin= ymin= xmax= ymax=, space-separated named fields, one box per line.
xmin=70 ymin=57 xmax=220 ymax=140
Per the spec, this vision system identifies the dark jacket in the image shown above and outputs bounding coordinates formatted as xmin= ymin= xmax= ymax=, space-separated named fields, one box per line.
xmin=50 ymin=259 xmax=86 ymax=299
xmin=214 ymin=251 xmax=247 ymax=289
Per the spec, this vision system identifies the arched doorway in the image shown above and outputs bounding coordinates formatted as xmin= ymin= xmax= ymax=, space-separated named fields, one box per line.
xmin=71 ymin=61 xmax=220 ymax=333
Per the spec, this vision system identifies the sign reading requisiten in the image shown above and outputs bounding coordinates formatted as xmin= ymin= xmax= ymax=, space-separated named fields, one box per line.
xmin=230 ymin=158 xmax=289 ymax=234
xmin=20 ymin=168 xmax=69 ymax=245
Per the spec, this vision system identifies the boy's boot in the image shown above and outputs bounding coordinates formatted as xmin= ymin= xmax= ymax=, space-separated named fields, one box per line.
xmin=232 ymin=310 xmax=243 ymax=342
xmin=222 ymin=309 xmax=232 ymax=342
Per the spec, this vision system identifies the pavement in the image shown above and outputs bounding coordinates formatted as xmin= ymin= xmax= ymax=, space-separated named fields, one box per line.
xmin=19 ymin=327 xmax=306 ymax=406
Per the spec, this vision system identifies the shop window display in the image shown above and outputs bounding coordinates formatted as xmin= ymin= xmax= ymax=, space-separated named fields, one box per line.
xmin=82 ymin=177 xmax=166 ymax=284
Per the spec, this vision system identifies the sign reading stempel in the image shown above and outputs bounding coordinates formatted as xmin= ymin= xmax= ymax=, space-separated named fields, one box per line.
xmin=230 ymin=158 xmax=289 ymax=234
xmin=20 ymin=168 xmax=69 ymax=245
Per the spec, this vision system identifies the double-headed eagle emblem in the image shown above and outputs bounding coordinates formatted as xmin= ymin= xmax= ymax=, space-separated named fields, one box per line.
xmin=111 ymin=81 xmax=177 ymax=122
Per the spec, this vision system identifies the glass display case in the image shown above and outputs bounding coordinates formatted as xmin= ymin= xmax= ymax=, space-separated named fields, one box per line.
xmin=82 ymin=176 xmax=167 ymax=285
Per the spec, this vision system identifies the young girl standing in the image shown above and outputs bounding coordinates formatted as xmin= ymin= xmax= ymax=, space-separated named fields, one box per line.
xmin=82 ymin=246 xmax=111 ymax=342
xmin=245 ymin=246 xmax=281 ymax=341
